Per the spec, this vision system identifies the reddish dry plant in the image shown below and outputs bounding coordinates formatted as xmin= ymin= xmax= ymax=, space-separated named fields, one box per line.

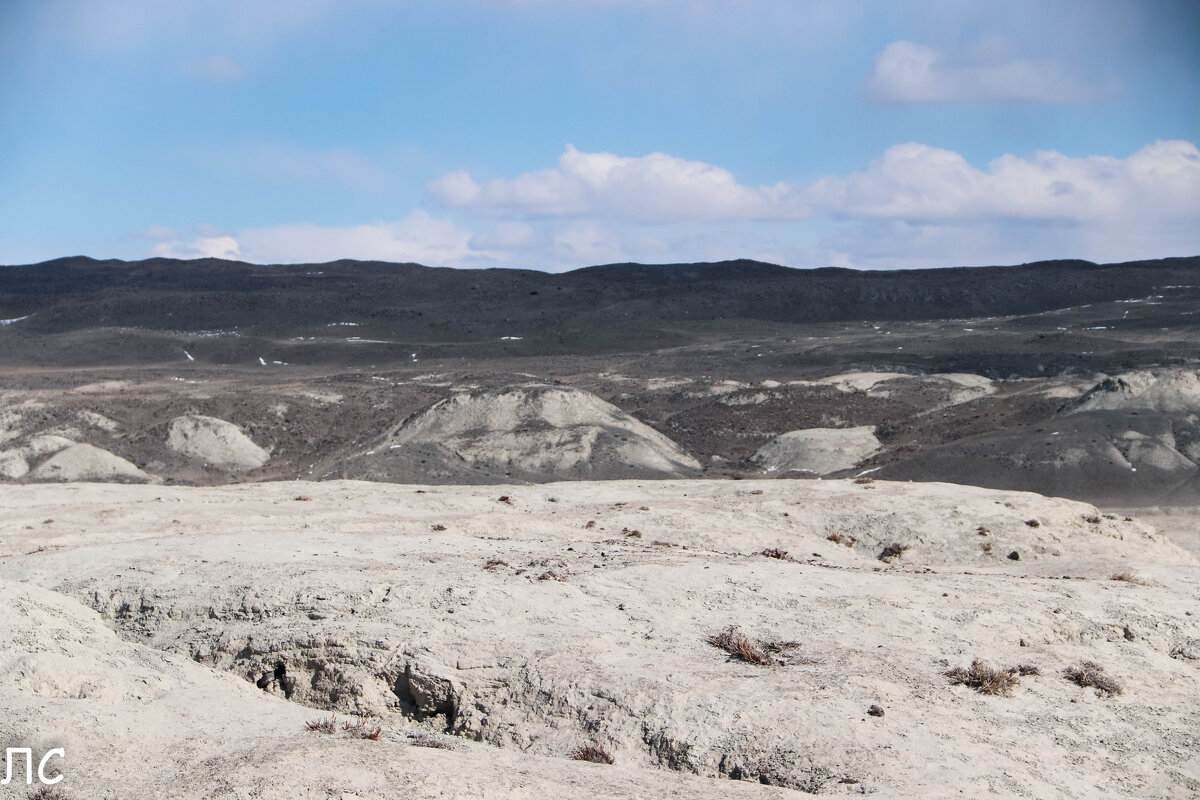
xmin=1063 ymin=661 xmax=1123 ymax=696
xmin=584 ymin=520 xmax=596 ymax=529
xmin=497 ymin=495 xmax=512 ymax=504
xmin=572 ymin=742 xmax=615 ymax=765
xmin=305 ymin=715 xmax=338 ymax=733
xmin=945 ymin=659 xmax=1021 ymax=696
xmin=483 ymin=558 xmax=509 ymax=570
xmin=622 ymin=528 xmax=642 ymax=538
xmin=826 ymin=531 xmax=856 ymax=548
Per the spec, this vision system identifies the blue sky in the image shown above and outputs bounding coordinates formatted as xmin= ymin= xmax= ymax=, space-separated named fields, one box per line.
xmin=2 ymin=0 xmax=1198 ymax=270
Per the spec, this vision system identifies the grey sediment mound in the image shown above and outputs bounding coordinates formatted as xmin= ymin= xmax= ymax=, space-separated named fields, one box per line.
xmin=1062 ymin=368 xmax=1200 ymax=415
xmin=337 ymin=384 xmax=700 ymax=483
xmin=167 ymin=414 xmax=270 ymax=471
xmin=27 ymin=442 xmax=155 ymax=483
xmin=751 ymin=425 xmax=880 ymax=475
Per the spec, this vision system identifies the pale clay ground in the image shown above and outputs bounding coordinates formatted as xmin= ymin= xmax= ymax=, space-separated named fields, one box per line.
xmin=1 ymin=479 xmax=1198 ymax=798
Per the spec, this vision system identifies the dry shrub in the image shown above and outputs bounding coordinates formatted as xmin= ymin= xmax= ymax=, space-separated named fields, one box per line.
xmin=1110 ymin=572 xmax=1146 ymax=585
xmin=945 ymin=659 xmax=1021 ymax=696
xmin=497 ymin=495 xmax=512 ymax=504
xmin=976 ymin=525 xmax=990 ymax=536
xmin=483 ymin=558 xmax=508 ymax=570
xmin=652 ymin=540 xmax=676 ymax=547
xmin=622 ymin=527 xmax=642 ymax=538
xmin=293 ymin=495 xmax=312 ymax=502
xmin=981 ymin=542 xmax=993 ymax=554
xmin=854 ymin=476 xmax=875 ymax=485
xmin=707 ymin=626 xmax=772 ymax=667
xmin=305 ymin=715 xmax=338 ymax=733
xmin=572 ymin=742 xmax=615 ymax=765
xmin=1063 ymin=661 xmax=1123 ymax=695
xmin=431 ymin=523 xmax=447 ymax=531
xmin=1085 ymin=515 xmax=1102 ymax=524
xmin=1025 ymin=519 xmax=1041 ymax=528
xmin=878 ymin=542 xmax=910 ymax=561
xmin=866 ymin=704 xmax=885 ymax=717
xmin=538 ymin=569 xmax=568 ymax=582
xmin=1017 ymin=664 xmax=1041 ymax=676
xmin=760 ymin=547 xmax=790 ymax=560
xmin=826 ymin=531 xmax=856 ymax=547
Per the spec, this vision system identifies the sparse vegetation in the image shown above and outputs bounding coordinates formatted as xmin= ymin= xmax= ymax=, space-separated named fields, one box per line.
xmin=1063 ymin=661 xmax=1123 ymax=695
xmin=976 ymin=525 xmax=990 ymax=536
xmin=293 ymin=495 xmax=311 ymax=502
xmin=878 ymin=542 xmax=910 ymax=561
xmin=1085 ymin=515 xmax=1101 ymax=524
xmin=945 ymin=659 xmax=1022 ymax=696
xmin=1017 ymin=664 xmax=1041 ymax=676
xmin=652 ymin=540 xmax=676 ymax=547
xmin=305 ymin=715 xmax=338 ymax=733
xmin=867 ymin=704 xmax=885 ymax=717
xmin=431 ymin=523 xmax=447 ymax=531
xmin=706 ymin=625 xmax=790 ymax=667
xmin=572 ymin=742 xmax=615 ymax=764
xmin=854 ymin=476 xmax=875 ymax=485
xmin=760 ymin=547 xmax=790 ymax=560
xmin=981 ymin=542 xmax=993 ymax=554
xmin=483 ymin=558 xmax=508 ymax=570
xmin=826 ymin=531 xmax=856 ymax=547
xmin=538 ymin=569 xmax=568 ymax=581
xmin=343 ymin=712 xmax=383 ymax=740
xmin=497 ymin=495 xmax=512 ymax=504
xmin=1110 ymin=572 xmax=1146 ymax=585
xmin=1025 ymin=519 xmax=1041 ymax=528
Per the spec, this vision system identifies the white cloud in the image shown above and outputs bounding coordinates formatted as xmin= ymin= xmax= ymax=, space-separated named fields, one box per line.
xmin=184 ymin=55 xmax=246 ymax=82
xmin=149 ymin=140 xmax=1200 ymax=270
xmin=428 ymin=145 xmax=797 ymax=222
xmin=152 ymin=235 xmax=241 ymax=260
xmin=200 ymin=211 xmax=501 ymax=267
xmin=866 ymin=40 xmax=1104 ymax=105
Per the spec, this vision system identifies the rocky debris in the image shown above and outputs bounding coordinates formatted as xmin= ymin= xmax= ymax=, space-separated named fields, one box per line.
xmin=167 ymin=414 xmax=270 ymax=471
xmin=751 ymin=425 xmax=880 ymax=475
xmin=27 ymin=442 xmax=155 ymax=483
xmin=2 ymin=479 xmax=1196 ymax=798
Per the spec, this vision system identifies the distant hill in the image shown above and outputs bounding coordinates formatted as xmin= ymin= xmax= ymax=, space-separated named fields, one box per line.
xmin=0 ymin=255 xmax=1197 ymax=366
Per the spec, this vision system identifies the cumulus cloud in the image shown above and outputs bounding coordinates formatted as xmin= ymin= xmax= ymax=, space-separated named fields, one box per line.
xmin=149 ymin=140 xmax=1200 ymax=270
xmin=866 ymin=40 xmax=1104 ymax=105
xmin=430 ymin=140 xmax=1200 ymax=230
xmin=428 ymin=145 xmax=797 ymax=222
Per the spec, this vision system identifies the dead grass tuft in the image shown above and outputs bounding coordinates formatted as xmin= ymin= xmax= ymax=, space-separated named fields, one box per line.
xmin=572 ymin=742 xmax=615 ymax=765
xmin=945 ymin=659 xmax=1021 ymax=696
xmin=854 ymin=476 xmax=875 ymax=485
xmin=1063 ymin=661 xmax=1123 ymax=695
xmin=1110 ymin=572 xmax=1147 ymax=585
xmin=538 ymin=569 xmax=568 ymax=582
xmin=483 ymin=558 xmax=509 ymax=570
xmin=707 ymin=626 xmax=774 ymax=666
